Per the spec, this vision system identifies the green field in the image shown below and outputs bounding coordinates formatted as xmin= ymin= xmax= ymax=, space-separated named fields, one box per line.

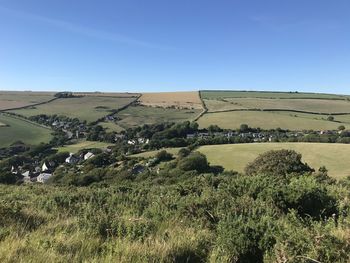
xmin=201 ymin=90 xmax=350 ymax=100
xmin=115 ymin=105 xmax=201 ymax=129
xmin=130 ymin=147 xmax=182 ymax=158
xmin=0 ymin=91 xmax=54 ymax=110
xmin=0 ymin=114 xmax=52 ymax=147
xmin=55 ymin=140 xmax=112 ymax=153
xmin=9 ymin=96 xmax=136 ymax=123
xmin=99 ymin=121 xmax=125 ymax=132
xmin=205 ymin=98 xmax=350 ymax=114
xmin=198 ymin=143 xmax=350 ymax=179
xmin=197 ymin=111 xmax=348 ymax=130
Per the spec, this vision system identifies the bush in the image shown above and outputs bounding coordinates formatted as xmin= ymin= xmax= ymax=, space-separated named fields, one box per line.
xmin=245 ymin=150 xmax=314 ymax=177
xmin=177 ymin=152 xmax=210 ymax=173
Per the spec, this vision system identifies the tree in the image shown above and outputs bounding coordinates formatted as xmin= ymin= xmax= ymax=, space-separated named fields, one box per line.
xmin=327 ymin=116 xmax=335 ymax=122
xmin=239 ymin=124 xmax=249 ymax=132
xmin=338 ymin=125 xmax=346 ymax=131
xmin=245 ymin=150 xmax=314 ymax=177
xmin=177 ymin=152 xmax=210 ymax=173
xmin=155 ymin=150 xmax=173 ymax=162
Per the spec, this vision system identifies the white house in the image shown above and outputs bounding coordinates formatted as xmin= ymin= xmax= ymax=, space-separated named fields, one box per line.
xmin=42 ymin=162 xmax=49 ymax=172
xmin=65 ymin=153 xmax=79 ymax=164
xmin=37 ymin=173 xmax=52 ymax=183
xmin=84 ymin=152 xmax=95 ymax=160
xmin=22 ymin=171 xmax=30 ymax=177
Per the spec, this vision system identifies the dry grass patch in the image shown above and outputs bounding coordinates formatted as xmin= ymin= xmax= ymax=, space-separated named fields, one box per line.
xmin=139 ymin=92 xmax=203 ymax=109
xmin=0 ymin=91 xmax=54 ymax=110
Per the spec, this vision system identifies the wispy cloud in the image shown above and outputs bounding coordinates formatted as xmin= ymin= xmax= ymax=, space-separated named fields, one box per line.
xmin=250 ymin=15 xmax=340 ymax=33
xmin=0 ymin=5 xmax=173 ymax=50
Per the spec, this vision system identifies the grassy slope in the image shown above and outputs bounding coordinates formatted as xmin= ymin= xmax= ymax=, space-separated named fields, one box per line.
xmin=9 ymin=96 xmax=135 ymax=123
xmin=205 ymin=98 xmax=350 ymax=114
xmin=0 ymin=91 xmax=54 ymax=110
xmin=198 ymin=142 xmax=350 ymax=179
xmin=116 ymin=105 xmax=201 ymax=129
xmin=201 ymin=90 xmax=350 ymax=100
xmin=99 ymin=121 xmax=125 ymax=132
xmin=130 ymin=148 xmax=182 ymax=158
xmin=55 ymin=140 xmax=112 ymax=153
xmin=197 ymin=111 xmax=348 ymax=130
xmin=0 ymin=114 xmax=52 ymax=146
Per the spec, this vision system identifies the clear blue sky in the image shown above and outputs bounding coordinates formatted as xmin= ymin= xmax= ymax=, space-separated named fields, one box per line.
xmin=0 ymin=0 xmax=349 ymax=94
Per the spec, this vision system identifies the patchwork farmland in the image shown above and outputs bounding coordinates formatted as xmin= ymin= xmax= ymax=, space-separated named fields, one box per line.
xmin=198 ymin=90 xmax=350 ymax=130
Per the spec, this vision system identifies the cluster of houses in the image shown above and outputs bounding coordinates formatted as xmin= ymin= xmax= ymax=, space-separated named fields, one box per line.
xmin=186 ymin=131 xmax=278 ymax=142
xmin=11 ymin=151 xmax=97 ymax=184
xmin=51 ymin=120 xmax=87 ymax=139
xmin=185 ymin=129 xmax=348 ymax=142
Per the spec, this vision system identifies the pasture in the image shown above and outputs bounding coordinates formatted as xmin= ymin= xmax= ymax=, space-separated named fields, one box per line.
xmin=55 ymin=140 xmax=112 ymax=153
xmin=139 ymin=91 xmax=203 ymax=109
xmin=205 ymin=98 xmax=350 ymax=114
xmin=130 ymin=147 xmax=182 ymax=158
xmin=99 ymin=121 xmax=125 ymax=132
xmin=197 ymin=111 xmax=348 ymax=130
xmin=198 ymin=142 xmax=350 ymax=179
xmin=0 ymin=91 xmax=54 ymax=110
xmin=9 ymin=96 xmax=136 ymax=123
xmin=116 ymin=105 xmax=201 ymax=129
xmin=201 ymin=90 xmax=350 ymax=100
xmin=0 ymin=114 xmax=52 ymax=147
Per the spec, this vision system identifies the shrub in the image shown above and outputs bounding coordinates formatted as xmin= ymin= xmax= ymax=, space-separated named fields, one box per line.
xmin=245 ymin=150 xmax=314 ymax=177
xmin=177 ymin=152 xmax=210 ymax=173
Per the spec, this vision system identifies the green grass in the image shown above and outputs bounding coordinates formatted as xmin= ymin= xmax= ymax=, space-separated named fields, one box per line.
xmin=197 ymin=111 xmax=348 ymax=130
xmin=130 ymin=148 xmax=182 ymax=158
xmin=198 ymin=142 xmax=350 ymax=179
xmin=9 ymin=96 xmax=135 ymax=123
xmin=201 ymin=90 xmax=350 ymax=100
xmin=55 ymin=140 xmax=113 ymax=153
xmin=99 ymin=121 xmax=125 ymax=132
xmin=205 ymin=98 xmax=350 ymax=114
xmin=0 ymin=114 xmax=52 ymax=147
xmin=116 ymin=105 xmax=201 ymax=129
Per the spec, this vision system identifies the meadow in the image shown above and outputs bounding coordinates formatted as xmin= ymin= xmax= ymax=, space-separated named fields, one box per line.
xmin=197 ymin=110 xmax=348 ymax=130
xmin=55 ymin=140 xmax=112 ymax=153
xmin=115 ymin=105 xmax=202 ymax=129
xmin=0 ymin=91 xmax=55 ymax=110
xmin=9 ymin=96 xmax=136 ymax=123
xmin=198 ymin=142 xmax=350 ymax=179
xmin=0 ymin=114 xmax=52 ymax=147
xmin=201 ymin=90 xmax=350 ymax=100
xmin=205 ymin=98 xmax=350 ymax=114
xmin=139 ymin=91 xmax=203 ymax=109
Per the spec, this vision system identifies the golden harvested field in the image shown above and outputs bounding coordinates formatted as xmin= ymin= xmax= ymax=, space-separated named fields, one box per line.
xmin=74 ymin=92 xmax=139 ymax=98
xmin=139 ymin=91 xmax=203 ymax=109
xmin=198 ymin=143 xmax=350 ymax=179
xmin=197 ymin=111 xmax=349 ymax=130
xmin=0 ymin=91 xmax=55 ymax=110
